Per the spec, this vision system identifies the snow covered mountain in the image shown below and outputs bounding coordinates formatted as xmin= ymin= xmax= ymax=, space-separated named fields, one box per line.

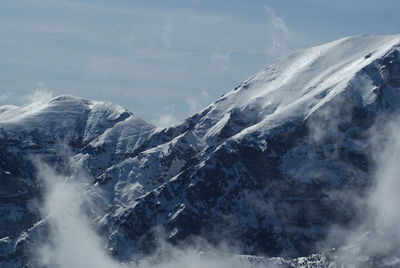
xmin=1 ymin=34 xmax=400 ymax=267
xmin=0 ymin=96 xmax=156 ymax=266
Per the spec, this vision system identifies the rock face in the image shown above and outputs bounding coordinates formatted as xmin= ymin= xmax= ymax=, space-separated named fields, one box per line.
xmin=1 ymin=34 xmax=400 ymax=267
xmin=0 ymin=96 xmax=156 ymax=266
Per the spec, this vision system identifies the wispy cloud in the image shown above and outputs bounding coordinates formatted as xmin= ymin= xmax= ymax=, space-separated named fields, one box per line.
xmin=0 ymin=93 xmax=8 ymax=103
xmin=31 ymin=158 xmax=264 ymax=268
xmin=318 ymin=115 xmax=400 ymax=265
xmin=153 ymin=104 xmax=180 ymax=128
xmin=264 ymin=6 xmax=297 ymax=58
xmin=201 ymin=89 xmax=210 ymax=99
xmin=24 ymin=82 xmax=53 ymax=104
xmin=210 ymin=50 xmax=231 ymax=71
xmin=162 ymin=14 xmax=173 ymax=49
xmin=0 ymin=1 xmax=309 ymax=122
xmin=186 ymin=97 xmax=203 ymax=114
xmin=33 ymin=161 xmax=116 ymax=268
xmin=156 ymin=113 xmax=178 ymax=128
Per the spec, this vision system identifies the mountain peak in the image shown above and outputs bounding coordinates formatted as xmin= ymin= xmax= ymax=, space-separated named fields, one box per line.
xmin=48 ymin=94 xmax=91 ymax=104
xmin=2 ymin=34 xmax=400 ymax=267
xmin=0 ymin=94 xmax=130 ymax=123
xmin=0 ymin=94 xmax=155 ymax=152
xmin=179 ymin=34 xmax=400 ymax=142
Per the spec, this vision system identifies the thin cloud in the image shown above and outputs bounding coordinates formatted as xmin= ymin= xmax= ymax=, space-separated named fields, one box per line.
xmin=24 ymin=82 xmax=53 ymax=104
xmin=31 ymin=158 xmax=265 ymax=268
xmin=0 ymin=1 xmax=309 ymax=123
xmin=186 ymin=97 xmax=203 ymax=114
xmin=155 ymin=113 xmax=179 ymax=129
xmin=162 ymin=15 xmax=173 ymax=49
xmin=0 ymin=93 xmax=8 ymax=103
xmin=264 ymin=6 xmax=297 ymax=58
xmin=201 ymin=90 xmax=210 ymax=99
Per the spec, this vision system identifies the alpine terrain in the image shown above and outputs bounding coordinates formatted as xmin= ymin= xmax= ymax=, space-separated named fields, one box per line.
xmin=1 ymin=34 xmax=400 ymax=267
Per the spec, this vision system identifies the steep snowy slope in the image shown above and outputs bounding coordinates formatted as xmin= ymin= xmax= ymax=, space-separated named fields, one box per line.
xmin=97 ymin=34 xmax=400 ymax=258
xmin=138 ymin=34 xmax=400 ymax=147
xmin=1 ymin=34 xmax=400 ymax=267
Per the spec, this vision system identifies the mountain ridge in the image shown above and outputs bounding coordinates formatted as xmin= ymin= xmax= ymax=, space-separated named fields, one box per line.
xmin=1 ymin=34 xmax=400 ymax=267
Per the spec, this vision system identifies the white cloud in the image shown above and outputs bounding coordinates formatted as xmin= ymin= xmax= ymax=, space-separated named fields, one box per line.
xmin=155 ymin=113 xmax=179 ymax=129
xmin=33 ymin=161 xmax=117 ymax=268
xmin=0 ymin=1 xmax=309 ymax=123
xmin=31 ymin=158 xmax=264 ymax=268
xmin=369 ymin=119 xmax=400 ymax=239
xmin=186 ymin=97 xmax=203 ymax=114
xmin=24 ymin=82 xmax=53 ymax=104
xmin=320 ymin=116 xmax=400 ymax=264
xmin=264 ymin=6 xmax=297 ymax=58
xmin=162 ymin=15 xmax=173 ymax=49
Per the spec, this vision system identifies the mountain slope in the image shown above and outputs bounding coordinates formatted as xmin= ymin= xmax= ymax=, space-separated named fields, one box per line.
xmin=98 ymin=34 xmax=400 ymax=258
xmin=1 ymin=34 xmax=400 ymax=267
xmin=0 ymin=95 xmax=155 ymax=266
xmin=137 ymin=34 xmax=400 ymax=148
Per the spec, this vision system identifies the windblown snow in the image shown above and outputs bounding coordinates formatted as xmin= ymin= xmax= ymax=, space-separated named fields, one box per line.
xmin=1 ymin=34 xmax=400 ymax=268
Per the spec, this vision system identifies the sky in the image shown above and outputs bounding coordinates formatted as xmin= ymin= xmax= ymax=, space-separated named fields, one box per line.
xmin=1 ymin=0 xmax=400 ymax=127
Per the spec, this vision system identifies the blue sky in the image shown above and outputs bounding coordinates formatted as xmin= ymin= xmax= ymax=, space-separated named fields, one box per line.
xmin=1 ymin=0 xmax=400 ymax=126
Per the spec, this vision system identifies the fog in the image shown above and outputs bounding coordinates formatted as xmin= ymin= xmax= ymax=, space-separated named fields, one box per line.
xmin=369 ymin=119 xmax=400 ymax=240
xmin=31 ymin=160 xmax=269 ymax=268
xmin=32 ymin=161 xmax=118 ymax=268
xmin=29 ymin=113 xmax=400 ymax=267
xmin=319 ymin=116 xmax=400 ymax=266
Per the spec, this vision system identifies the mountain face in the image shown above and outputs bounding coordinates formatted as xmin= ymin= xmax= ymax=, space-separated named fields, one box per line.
xmin=1 ymin=34 xmax=400 ymax=267
xmin=0 ymin=96 xmax=156 ymax=266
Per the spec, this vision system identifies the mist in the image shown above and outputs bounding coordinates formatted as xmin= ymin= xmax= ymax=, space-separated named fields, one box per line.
xmin=31 ymin=159 xmax=270 ymax=268
xmin=370 ymin=119 xmax=400 ymax=239
xmin=29 ymin=117 xmax=400 ymax=267
xmin=24 ymin=90 xmax=400 ymax=267
xmin=32 ymin=161 xmax=118 ymax=268
xmin=318 ymin=115 xmax=400 ymax=266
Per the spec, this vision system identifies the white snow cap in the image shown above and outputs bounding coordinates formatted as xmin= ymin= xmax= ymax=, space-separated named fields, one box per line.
xmin=194 ymin=34 xmax=400 ymax=140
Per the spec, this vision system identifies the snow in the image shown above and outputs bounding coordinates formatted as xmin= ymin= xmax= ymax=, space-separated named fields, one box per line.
xmin=0 ymin=95 xmax=155 ymax=154
xmin=2 ymin=34 xmax=400 ymax=267
xmin=186 ymin=34 xmax=400 ymax=141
